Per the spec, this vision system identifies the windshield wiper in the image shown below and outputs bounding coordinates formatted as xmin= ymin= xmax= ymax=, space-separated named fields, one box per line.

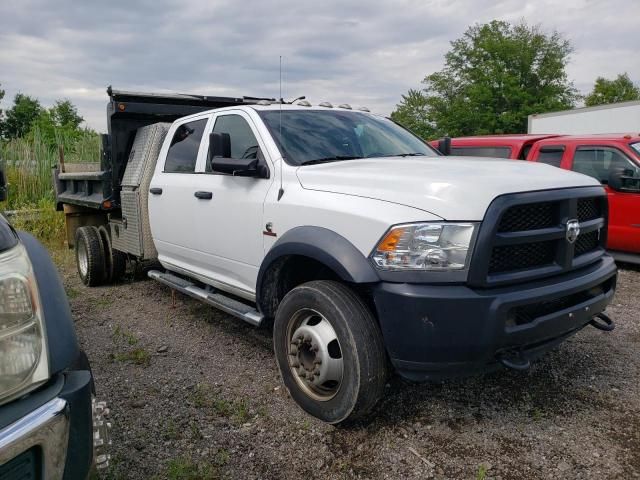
xmin=372 ymin=152 xmax=427 ymax=158
xmin=300 ymin=156 xmax=361 ymax=166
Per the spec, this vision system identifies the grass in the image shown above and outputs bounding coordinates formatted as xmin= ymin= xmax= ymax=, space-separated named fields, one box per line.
xmin=0 ymin=126 xmax=100 ymax=245
xmin=7 ymin=198 xmax=66 ymax=246
xmin=112 ymin=348 xmax=151 ymax=366
xmin=112 ymin=325 xmax=139 ymax=346
xmin=163 ymin=419 xmax=181 ymax=441
xmin=476 ymin=464 xmax=488 ymax=480
xmin=161 ymin=457 xmax=219 ymax=480
xmin=190 ymin=383 xmax=251 ymax=424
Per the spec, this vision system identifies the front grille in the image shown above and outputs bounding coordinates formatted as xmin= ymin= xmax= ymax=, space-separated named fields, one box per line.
xmin=497 ymin=202 xmax=557 ymax=232
xmin=471 ymin=189 xmax=608 ymax=286
xmin=489 ymin=241 xmax=556 ymax=273
xmin=0 ymin=448 xmax=39 ymax=480
xmin=577 ymin=198 xmax=600 ymax=222
xmin=574 ymin=230 xmax=600 ymax=256
xmin=507 ymin=280 xmax=610 ymax=326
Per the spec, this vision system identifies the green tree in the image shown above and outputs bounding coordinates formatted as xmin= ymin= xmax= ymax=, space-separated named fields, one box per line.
xmin=50 ymin=99 xmax=83 ymax=128
xmin=390 ymin=89 xmax=435 ymax=139
xmin=392 ymin=21 xmax=579 ymax=138
xmin=1 ymin=94 xmax=42 ymax=139
xmin=584 ymin=73 xmax=640 ymax=107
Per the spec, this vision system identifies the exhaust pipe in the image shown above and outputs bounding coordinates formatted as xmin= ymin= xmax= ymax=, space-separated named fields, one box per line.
xmin=589 ymin=312 xmax=615 ymax=332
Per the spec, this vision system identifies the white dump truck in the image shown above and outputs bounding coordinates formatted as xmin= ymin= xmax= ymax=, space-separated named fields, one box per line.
xmin=55 ymin=88 xmax=618 ymax=423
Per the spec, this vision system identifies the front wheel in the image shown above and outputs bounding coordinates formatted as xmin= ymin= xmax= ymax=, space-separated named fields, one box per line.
xmin=273 ymin=280 xmax=388 ymax=424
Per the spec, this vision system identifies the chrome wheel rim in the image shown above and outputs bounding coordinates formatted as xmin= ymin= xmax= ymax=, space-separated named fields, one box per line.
xmin=286 ymin=308 xmax=344 ymax=402
xmin=77 ymin=240 xmax=88 ymax=277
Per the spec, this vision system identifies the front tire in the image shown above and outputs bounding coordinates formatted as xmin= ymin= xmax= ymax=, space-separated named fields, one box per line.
xmin=273 ymin=280 xmax=388 ymax=424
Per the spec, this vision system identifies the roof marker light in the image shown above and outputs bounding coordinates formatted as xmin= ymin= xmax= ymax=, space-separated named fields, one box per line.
xmin=297 ymin=100 xmax=312 ymax=107
xmin=319 ymin=102 xmax=333 ymax=108
xmin=357 ymin=106 xmax=370 ymax=112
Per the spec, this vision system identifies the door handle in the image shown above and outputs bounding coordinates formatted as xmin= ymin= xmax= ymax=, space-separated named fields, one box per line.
xmin=149 ymin=187 xmax=163 ymax=195
xmin=194 ymin=191 xmax=213 ymax=200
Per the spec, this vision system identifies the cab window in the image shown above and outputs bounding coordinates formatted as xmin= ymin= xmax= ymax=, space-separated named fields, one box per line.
xmin=571 ymin=146 xmax=640 ymax=183
xmin=536 ymin=146 xmax=564 ymax=167
xmin=206 ymin=115 xmax=259 ymax=172
xmin=449 ymin=146 xmax=512 ymax=158
xmin=164 ymin=119 xmax=208 ymax=173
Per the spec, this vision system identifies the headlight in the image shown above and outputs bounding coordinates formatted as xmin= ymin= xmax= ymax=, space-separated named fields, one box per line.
xmin=371 ymin=222 xmax=477 ymax=271
xmin=0 ymin=243 xmax=49 ymax=405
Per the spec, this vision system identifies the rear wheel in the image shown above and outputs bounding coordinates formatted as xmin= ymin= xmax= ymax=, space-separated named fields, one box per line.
xmin=97 ymin=225 xmax=127 ymax=283
xmin=273 ymin=280 xmax=388 ymax=424
xmin=75 ymin=226 xmax=106 ymax=287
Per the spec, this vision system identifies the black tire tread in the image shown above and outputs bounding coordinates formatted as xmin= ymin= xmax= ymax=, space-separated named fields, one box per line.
xmin=275 ymin=280 xmax=388 ymax=424
xmin=75 ymin=226 xmax=106 ymax=287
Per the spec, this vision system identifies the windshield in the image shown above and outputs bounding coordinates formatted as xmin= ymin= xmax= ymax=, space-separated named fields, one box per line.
xmin=257 ymin=110 xmax=438 ymax=166
xmin=630 ymin=142 xmax=640 ymax=159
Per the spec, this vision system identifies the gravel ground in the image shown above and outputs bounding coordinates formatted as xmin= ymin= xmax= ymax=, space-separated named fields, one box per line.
xmin=54 ymin=249 xmax=640 ymax=480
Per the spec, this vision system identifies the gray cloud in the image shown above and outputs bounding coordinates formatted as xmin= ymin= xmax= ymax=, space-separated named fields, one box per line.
xmin=0 ymin=0 xmax=638 ymax=132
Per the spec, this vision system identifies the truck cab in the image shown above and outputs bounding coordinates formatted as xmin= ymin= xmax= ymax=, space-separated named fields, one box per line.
xmin=56 ymin=90 xmax=618 ymax=424
xmin=0 ymin=169 xmax=109 ymax=479
xmin=430 ymin=134 xmax=559 ymax=159
xmin=527 ymin=134 xmax=640 ymax=261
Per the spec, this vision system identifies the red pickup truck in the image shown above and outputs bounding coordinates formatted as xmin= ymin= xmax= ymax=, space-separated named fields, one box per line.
xmin=432 ymin=134 xmax=640 ymax=263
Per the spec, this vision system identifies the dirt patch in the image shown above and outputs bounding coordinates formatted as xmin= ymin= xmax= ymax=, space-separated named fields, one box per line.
xmin=54 ymin=249 xmax=640 ymax=479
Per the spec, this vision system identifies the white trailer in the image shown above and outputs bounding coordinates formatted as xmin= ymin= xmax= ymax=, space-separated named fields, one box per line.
xmin=528 ymin=100 xmax=640 ymax=135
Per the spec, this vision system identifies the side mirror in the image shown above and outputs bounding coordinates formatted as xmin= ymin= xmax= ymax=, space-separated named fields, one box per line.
xmin=437 ymin=136 xmax=451 ymax=155
xmin=209 ymin=132 xmax=231 ymax=159
xmin=208 ymin=132 xmax=258 ymax=176
xmin=0 ymin=169 xmax=6 ymax=202
xmin=608 ymin=167 xmax=640 ymax=192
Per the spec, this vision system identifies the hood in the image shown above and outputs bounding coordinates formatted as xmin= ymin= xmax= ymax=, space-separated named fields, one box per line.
xmin=296 ymin=157 xmax=601 ymax=220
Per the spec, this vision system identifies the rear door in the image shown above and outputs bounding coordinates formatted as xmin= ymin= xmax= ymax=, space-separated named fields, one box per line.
xmin=189 ymin=110 xmax=275 ymax=299
xmin=148 ymin=116 xmax=211 ymax=272
xmin=568 ymin=144 xmax=640 ymax=253
xmin=529 ymin=144 xmax=568 ymax=168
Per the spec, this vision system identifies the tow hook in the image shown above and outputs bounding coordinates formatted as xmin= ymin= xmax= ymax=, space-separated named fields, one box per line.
xmin=589 ymin=312 xmax=615 ymax=332
xmin=497 ymin=350 xmax=531 ymax=371
xmin=92 ymin=398 xmax=112 ymax=470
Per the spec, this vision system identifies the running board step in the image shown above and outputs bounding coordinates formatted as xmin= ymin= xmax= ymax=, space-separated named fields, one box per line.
xmin=148 ymin=270 xmax=263 ymax=327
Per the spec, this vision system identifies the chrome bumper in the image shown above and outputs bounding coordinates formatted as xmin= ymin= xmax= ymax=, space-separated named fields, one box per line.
xmin=0 ymin=397 xmax=69 ymax=479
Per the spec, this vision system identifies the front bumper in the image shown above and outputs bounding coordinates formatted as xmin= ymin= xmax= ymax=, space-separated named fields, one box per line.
xmin=373 ymin=255 xmax=617 ymax=381
xmin=0 ymin=370 xmax=98 ymax=479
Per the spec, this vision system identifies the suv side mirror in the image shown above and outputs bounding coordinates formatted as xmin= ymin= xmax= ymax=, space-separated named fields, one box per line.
xmin=437 ymin=136 xmax=451 ymax=155
xmin=0 ymin=169 xmax=6 ymax=202
xmin=608 ymin=167 xmax=640 ymax=192
xmin=208 ymin=132 xmax=258 ymax=176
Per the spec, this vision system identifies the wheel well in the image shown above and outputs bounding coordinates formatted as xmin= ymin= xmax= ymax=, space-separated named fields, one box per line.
xmin=258 ymin=255 xmax=343 ymax=319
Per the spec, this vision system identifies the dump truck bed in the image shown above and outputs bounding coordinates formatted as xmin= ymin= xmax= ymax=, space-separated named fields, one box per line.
xmin=54 ymin=87 xmax=265 ymax=211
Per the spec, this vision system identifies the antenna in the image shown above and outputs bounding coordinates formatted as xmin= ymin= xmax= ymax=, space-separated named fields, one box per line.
xmin=277 ymin=56 xmax=284 ymax=201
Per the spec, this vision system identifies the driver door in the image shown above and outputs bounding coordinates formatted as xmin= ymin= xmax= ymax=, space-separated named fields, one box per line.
xmin=190 ymin=110 xmax=275 ymax=299
xmin=569 ymin=145 xmax=640 ymax=252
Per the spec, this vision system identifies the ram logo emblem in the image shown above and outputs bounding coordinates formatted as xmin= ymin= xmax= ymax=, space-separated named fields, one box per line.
xmin=566 ymin=219 xmax=580 ymax=244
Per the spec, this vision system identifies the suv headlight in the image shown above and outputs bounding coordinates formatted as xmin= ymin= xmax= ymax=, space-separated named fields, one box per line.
xmin=371 ymin=222 xmax=478 ymax=271
xmin=0 ymin=243 xmax=49 ymax=405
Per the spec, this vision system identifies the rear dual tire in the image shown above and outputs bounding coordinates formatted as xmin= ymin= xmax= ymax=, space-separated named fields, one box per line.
xmin=273 ymin=280 xmax=388 ymax=424
xmin=75 ymin=226 xmax=127 ymax=287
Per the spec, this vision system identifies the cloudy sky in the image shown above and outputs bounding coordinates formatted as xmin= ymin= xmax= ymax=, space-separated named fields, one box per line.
xmin=1 ymin=0 xmax=638 ymax=132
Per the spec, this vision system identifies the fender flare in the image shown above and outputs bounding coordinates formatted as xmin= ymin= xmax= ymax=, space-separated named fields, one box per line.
xmin=19 ymin=232 xmax=80 ymax=375
xmin=256 ymin=226 xmax=380 ymax=307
